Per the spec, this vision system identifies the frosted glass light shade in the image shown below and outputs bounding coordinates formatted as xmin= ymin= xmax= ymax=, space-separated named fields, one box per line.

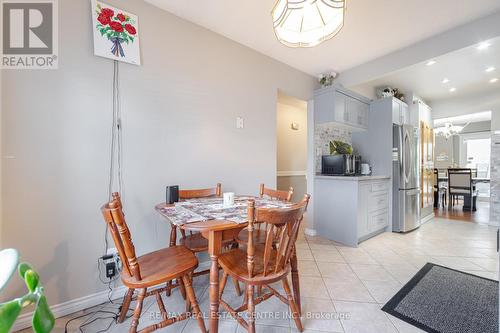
xmin=272 ymin=0 xmax=346 ymax=48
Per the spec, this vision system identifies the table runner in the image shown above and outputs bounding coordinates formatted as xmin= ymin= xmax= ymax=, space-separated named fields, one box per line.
xmin=158 ymin=196 xmax=293 ymax=225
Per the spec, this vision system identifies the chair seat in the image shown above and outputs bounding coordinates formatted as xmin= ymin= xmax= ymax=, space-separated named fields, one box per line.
xmin=121 ymin=246 xmax=198 ymax=288
xmin=219 ymin=247 xmax=288 ymax=284
xmin=180 ymin=232 xmax=209 ymax=252
xmin=236 ymin=228 xmax=268 ymax=245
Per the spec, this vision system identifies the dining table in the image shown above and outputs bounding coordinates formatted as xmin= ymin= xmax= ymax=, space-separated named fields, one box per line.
xmin=155 ymin=195 xmax=302 ymax=333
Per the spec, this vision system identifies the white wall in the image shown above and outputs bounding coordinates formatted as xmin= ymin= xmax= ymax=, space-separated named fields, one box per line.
xmin=0 ymin=0 xmax=316 ymax=306
xmin=277 ymin=98 xmax=307 ymax=173
xmin=276 ymin=94 xmax=308 ymax=200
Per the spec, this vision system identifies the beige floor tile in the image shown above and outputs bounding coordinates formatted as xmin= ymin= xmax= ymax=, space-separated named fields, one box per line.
xmin=323 ymin=277 xmax=375 ymax=303
xmin=298 ymin=260 xmax=321 ymax=277
xmin=465 ymin=257 xmax=499 ymax=271
xmin=333 ymin=301 xmax=398 ymax=333
xmin=316 ymin=262 xmax=357 ymax=280
xmin=349 ymin=264 xmax=396 ymax=282
xmin=298 ymin=276 xmax=331 ymax=299
xmin=293 ymin=297 xmax=343 ymax=332
xmin=296 ymin=248 xmax=315 ymax=261
xmin=312 ymin=249 xmax=346 ymax=263
xmin=362 ymin=279 xmax=402 ymax=304
xmin=430 ymin=256 xmax=485 ymax=271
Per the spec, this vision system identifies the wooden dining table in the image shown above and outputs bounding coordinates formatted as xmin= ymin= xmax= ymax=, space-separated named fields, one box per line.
xmin=155 ymin=196 xmax=302 ymax=333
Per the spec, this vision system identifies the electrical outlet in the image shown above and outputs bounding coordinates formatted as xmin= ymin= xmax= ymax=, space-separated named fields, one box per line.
xmin=100 ymin=248 xmax=122 ymax=280
xmin=236 ymin=117 xmax=244 ymax=129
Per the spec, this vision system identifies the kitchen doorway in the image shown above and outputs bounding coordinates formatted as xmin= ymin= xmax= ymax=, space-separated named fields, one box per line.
xmin=276 ymin=91 xmax=308 ymax=201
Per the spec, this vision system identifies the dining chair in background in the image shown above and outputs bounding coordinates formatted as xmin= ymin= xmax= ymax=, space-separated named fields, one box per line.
xmin=236 ymin=184 xmax=294 ymax=246
xmin=448 ymin=169 xmax=477 ymax=211
xmin=101 ymin=193 xmax=206 ymax=333
xmin=167 ymin=183 xmax=242 ymax=296
xmin=433 ymin=169 xmax=447 ymax=209
xmin=218 ymin=194 xmax=310 ymax=333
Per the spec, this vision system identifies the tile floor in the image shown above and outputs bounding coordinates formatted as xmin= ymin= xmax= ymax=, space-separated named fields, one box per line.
xmin=18 ymin=217 xmax=498 ymax=333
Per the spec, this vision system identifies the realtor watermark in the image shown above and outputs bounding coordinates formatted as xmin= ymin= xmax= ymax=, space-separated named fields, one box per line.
xmin=148 ymin=310 xmax=351 ymax=321
xmin=1 ymin=0 xmax=58 ymax=69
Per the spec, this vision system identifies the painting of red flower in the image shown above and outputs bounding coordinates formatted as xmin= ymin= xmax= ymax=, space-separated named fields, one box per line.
xmin=91 ymin=1 xmax=141 ymax=65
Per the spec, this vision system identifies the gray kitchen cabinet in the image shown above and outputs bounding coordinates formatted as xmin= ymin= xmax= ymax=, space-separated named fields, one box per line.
xmin=315 ymin=176 xmax=391 ymax=247
xmin=314 ymin=86 xmax=371 ymax=130
xmin=390 ymin=98 xmax=410 ymax=125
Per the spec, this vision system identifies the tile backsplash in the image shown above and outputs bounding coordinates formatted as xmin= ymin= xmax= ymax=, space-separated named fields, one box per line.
xmin=315 ymin=123 xmax=352 ymax=173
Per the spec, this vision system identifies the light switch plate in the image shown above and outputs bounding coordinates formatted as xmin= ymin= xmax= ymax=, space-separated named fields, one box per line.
xmin=236 ymin=117 xmax=244 ymax=129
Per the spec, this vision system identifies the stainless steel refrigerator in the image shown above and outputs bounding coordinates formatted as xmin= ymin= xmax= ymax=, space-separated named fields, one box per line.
xmin=393 ymin=124 xmax=421 ymax=232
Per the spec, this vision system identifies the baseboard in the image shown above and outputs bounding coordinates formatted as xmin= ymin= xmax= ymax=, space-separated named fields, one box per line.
xmin=304 ymin=228 xmax=317 ymax=237
xmin=277 ymin=171 xmax=306 ymax=177
xmin=12 ymin=285 xmax=128 ymax=332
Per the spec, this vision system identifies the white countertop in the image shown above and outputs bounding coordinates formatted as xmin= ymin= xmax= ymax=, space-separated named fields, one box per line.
xmin=315 ymin=175 xmax=390 ymax=181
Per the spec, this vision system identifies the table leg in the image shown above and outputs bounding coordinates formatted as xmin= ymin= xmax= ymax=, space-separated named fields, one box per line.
xmin=208 ymin=230 xmax=222 ymax=333
xmin=290 ymin=247 xmax=301 ymax=316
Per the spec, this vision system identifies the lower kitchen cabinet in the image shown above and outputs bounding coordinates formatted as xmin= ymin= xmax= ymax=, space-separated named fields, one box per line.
xmin=314 ymin=176 xmax=391 ymax=247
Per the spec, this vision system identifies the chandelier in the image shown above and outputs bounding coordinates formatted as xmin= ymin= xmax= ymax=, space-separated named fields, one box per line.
xmin=434 ymin=122 xmax=465 ymax=139
xmin=272 ymin=0 xmax=346 ymax=48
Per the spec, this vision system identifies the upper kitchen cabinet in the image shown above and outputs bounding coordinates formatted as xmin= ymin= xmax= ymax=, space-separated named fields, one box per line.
xmin=391 ymin=98 xmax=410 ymax=125
xmin=314 ymin=86 xmax=371 ymax=130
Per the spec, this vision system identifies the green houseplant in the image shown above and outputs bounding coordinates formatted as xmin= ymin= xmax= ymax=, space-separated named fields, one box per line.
xmin=329 ymin=140 xmax=353 ymax=155
xmin=0 ymin=249 xmax=54 ymax=333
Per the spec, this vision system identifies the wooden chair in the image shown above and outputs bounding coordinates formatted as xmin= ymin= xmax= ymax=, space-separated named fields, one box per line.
xmin=236 ymin=184 xmax=294 ymax=246
xmin=218 ymin=194 xmax=310 ymax=333
xmin=166 ymin=183 xmax=241 ymax=296
xmin=101 ymin=193 xmax=206 ymax=333
xmin=260 ymin=183 xmax=294 ymax=202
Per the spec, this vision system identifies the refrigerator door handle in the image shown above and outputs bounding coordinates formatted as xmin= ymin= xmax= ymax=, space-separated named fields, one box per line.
xmin=406 ymin=188 xmax=421 ymax=196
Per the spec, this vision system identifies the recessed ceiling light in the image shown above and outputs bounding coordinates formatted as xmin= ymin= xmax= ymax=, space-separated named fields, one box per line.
xmin=449 ymin=87 xmax=457 ymax=92
xmin=442 ymin=78 xmax=450 ymax=84
xmin=426 ymin=60 xmax=437 ymax=66
xmin=486 ymin=67 xmax=496 ymax=73
xmin=490 ymin=78 xmax=499 ymax=83
xmin=477 ymin=41 xmax=491 ymax=50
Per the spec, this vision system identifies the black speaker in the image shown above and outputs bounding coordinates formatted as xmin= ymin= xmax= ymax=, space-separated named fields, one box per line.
xmin=166 ymin=185 xmax=179 ymax=204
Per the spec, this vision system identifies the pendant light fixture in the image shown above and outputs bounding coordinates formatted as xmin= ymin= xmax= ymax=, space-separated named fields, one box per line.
xmin=272 ymin=0 xmax=346 ymax=48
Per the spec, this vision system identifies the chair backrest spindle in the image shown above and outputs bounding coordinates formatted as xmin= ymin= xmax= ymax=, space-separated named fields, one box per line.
xmin=101 ymin=194 xmax=141 ymax=281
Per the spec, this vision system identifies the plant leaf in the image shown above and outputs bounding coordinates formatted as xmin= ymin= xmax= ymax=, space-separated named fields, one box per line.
xmin=24 ymin=270 xmax=39 ymax=293
xmin=32 ymin=296 xmax=54 ymax=333
xmin=0 ymin=299 xmax=22 ymax=333
xmin=18 ymin=263 xmax=32 ymax=279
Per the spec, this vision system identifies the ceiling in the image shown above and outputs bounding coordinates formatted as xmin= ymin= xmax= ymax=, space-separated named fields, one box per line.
xmin=351 ymin=36 xmax=500 ymax=103
xmin=434 ymin=111 xmax=491 ymax=126
xmin=144 ymin=0 xmax=500 ymax=76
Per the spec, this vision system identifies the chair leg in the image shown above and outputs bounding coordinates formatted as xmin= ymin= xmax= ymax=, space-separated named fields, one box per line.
xmin=179 ymin=277 xmax=187 ymax=300
xmin=282 ymin=279 xmax=303 ymax=332
xmin=129 ymin=288 xmax=146 ymax=333
xmin=247 ymin=284 xmax=256 ymax=333
xmin=232 ymin=277 xmax=242 ymax=296
xmin=182 ymin=275 xmax=207 ymax=333
xmin=165 ymin=281 xmax=172 ymax=297
xmin=118 ymin=288 xmax=134 ymax=323
xmin=219 ymin=272 xmax=229 ymax=299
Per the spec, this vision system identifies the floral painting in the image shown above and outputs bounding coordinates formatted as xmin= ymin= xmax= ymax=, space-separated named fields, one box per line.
xmin=91 ymin=1 xmax=141 ymax=65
